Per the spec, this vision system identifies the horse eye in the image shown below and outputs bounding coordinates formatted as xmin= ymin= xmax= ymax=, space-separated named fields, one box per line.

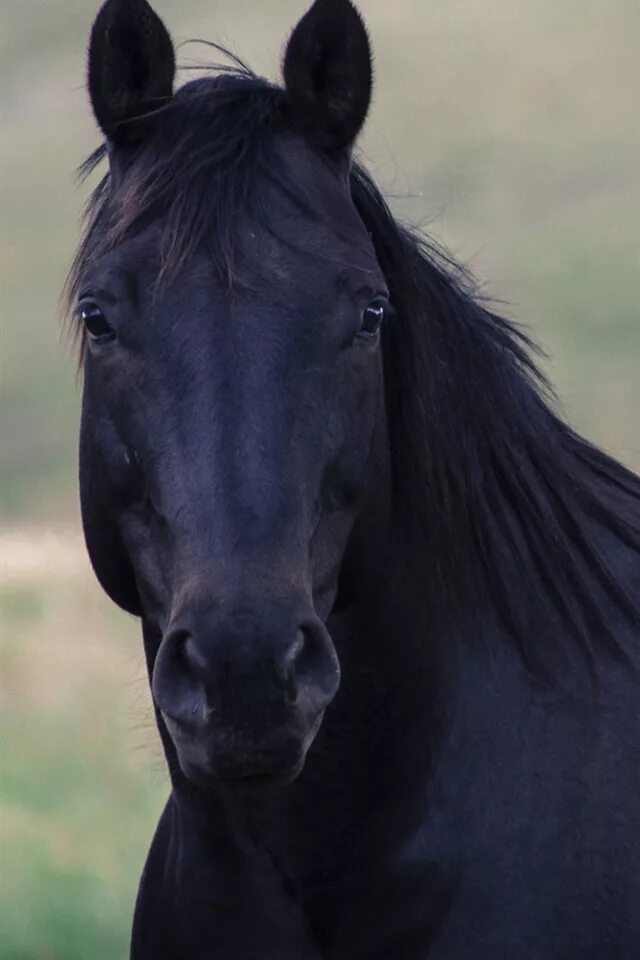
xmin=78 ymin=301 xmax=115 ymax=342
xmin=360 ymin=299 xmax=388 ymax=337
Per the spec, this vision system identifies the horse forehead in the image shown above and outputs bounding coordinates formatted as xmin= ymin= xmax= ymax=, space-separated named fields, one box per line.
xmin=266 ymin=133 xmax=366 ymax=228
xmin=237 ymin=217 xmax=379 ymax=287
xmin=234 ymin=177 xmax=380 ymax=288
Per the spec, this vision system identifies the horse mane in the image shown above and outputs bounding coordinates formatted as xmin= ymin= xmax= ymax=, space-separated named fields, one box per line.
xmin=67 ymin=67 xmax=640 ymax=674
xmin=350 ymin=168 xmax=640 ymax=671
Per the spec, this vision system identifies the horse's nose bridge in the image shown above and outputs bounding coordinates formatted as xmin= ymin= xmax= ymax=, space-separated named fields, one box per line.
xmin=150 ymin=335 xmax=316 ymax=559
xmin=211 ymin=334 xmax=316 ymax=531
xmin=201 ymin=603 xmax=296 ymax=674
xmin=170 ymin=596 xmax=307 ymax=685
xmin=162 ymin=438 xmax=312 ymax=570
xmin=170 ymin=550 xmax=311 ymax=618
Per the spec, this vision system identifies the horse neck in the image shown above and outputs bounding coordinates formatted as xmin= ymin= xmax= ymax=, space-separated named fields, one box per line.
xmin=346 ymin=388 xmax=640 ymax=702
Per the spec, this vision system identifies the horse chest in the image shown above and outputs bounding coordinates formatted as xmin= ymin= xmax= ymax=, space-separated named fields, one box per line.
xmin=132 ymin=670 xmax=640 ymax=960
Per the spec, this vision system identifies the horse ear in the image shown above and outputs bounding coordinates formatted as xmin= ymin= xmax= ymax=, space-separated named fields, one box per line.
xmin=88 ymin=0 xmax=175 ymax=145
xmin=283 ymin=0 xmax=373 ymax=153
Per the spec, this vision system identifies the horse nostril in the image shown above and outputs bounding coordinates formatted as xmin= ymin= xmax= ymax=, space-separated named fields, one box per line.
xmin=282 ymin=623 xmax=340 ymax=708
xmin=281 ymin=631 xmax=305 ymax=705
xmin=152 ymin=627 xmax=209 ymax=725
xmin=183 ymin=633 xmax=208 ymax=676
xmin=165 ymin=629 xmax=198 ymax=682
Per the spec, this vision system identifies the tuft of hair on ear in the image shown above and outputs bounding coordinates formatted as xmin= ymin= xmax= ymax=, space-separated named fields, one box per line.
xmin=88 ymin=0 xmax=175 ymax=144
xmin=283 ymin=0 xmax=373 ymax=153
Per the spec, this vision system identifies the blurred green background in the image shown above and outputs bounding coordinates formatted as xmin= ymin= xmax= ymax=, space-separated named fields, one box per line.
xmin=2 ymin=1 xmax=638 ymax=957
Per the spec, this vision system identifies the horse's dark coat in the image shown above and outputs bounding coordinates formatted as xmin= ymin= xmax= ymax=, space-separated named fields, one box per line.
xmin=70 ymin=1 xmax=640 ymax=957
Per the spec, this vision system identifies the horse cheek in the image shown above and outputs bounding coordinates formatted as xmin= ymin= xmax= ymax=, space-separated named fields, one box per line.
xmin=79 ymin=410 xmax=141 ymax=616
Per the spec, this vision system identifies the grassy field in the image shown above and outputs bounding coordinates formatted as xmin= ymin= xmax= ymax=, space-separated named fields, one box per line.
xmin=1 ymin=0 xmax=638 ymax=956
xmin=2 ymin=531 xmax=165 ymax=959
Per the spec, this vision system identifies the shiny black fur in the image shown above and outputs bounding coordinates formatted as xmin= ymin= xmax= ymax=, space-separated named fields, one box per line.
xmin=69 ymin=2 xmax=640 ymax=957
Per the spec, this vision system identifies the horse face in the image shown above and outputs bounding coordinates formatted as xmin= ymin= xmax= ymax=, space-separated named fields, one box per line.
xmin=77 ymin=0 xmax=387 ymax=785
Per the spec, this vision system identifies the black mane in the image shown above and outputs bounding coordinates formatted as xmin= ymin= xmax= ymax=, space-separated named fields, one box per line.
xmin=68 ymin=68 xmax=640 ymax=674
xmin=352 ymin=165 xmax=640 ymax=670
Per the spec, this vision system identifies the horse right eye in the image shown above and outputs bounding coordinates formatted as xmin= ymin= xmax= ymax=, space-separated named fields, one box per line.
xmin=78 ymin=301 xmax=116 ymax=343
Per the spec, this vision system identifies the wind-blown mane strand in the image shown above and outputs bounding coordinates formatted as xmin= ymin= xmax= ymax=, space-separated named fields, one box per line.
xmin=351 ymin=165 xmax=640 ymax=672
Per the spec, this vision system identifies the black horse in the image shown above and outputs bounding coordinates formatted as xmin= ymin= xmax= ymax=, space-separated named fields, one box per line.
xmin=68 ymin=1 xmax=640 ymax=957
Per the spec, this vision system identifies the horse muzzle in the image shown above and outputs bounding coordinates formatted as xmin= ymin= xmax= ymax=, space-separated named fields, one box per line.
xmin=151 ymin=600 xmax=340 ymax=785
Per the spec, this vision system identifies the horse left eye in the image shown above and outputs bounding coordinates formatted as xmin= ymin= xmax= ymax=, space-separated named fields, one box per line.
xmin=78 ymin=301 xmax=115 ymax=343
xmin=360 ymin=299 xmax=387 ymax=337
